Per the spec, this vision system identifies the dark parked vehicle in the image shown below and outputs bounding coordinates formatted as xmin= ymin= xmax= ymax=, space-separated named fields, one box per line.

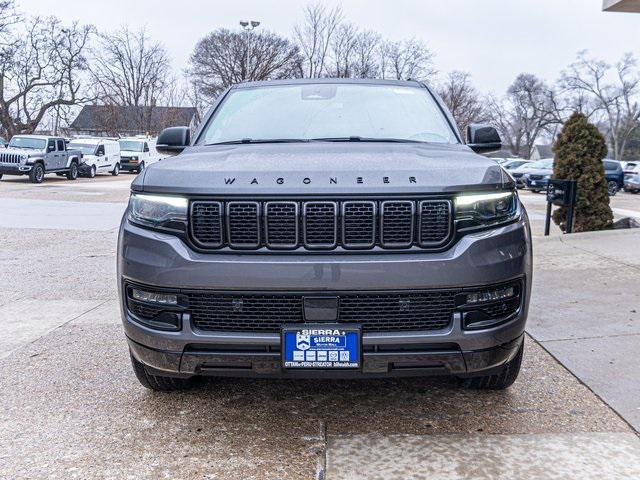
xmin=118 ymin=79 xmax=531 ymax=392
xmin=603 ymin=160 xmax=624 ymax=196
xmin=522 ymin=158 xmax=553 ymax=193
xmin=525 ymin=158 xmax=622 ymax=196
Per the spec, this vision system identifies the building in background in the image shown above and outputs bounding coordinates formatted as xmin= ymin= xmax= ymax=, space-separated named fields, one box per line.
xmin=603 ymin=0 xmax=640 ymax=12
xmin=67 ymin=105 xmax=198 ymax=137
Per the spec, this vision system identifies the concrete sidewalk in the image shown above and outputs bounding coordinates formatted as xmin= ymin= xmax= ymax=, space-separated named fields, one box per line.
xmin=528 ymin=228 xmax=640 ymax=431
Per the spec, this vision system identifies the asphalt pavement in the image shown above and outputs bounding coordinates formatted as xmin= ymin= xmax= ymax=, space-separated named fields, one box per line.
xmin=1 ymin=175 xmax=639 ymax=479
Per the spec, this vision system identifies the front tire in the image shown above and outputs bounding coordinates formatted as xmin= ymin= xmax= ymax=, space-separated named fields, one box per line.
xmin=66 ymin=162 xmax=78 ymax=180
xmin=607 ymin=181 xmax=619 ymax=196
xmin=463 ymin=341 xmax=524 ymax=390
xmin=89 ymin=165 xmax=96 ymax=178
xmin=29 ymin=163 xmax=45 ymax=183
xmin=111 ymin=163 xmax=120 ymax=176
xmin=130 ymin=351 xmax=197 ymax=392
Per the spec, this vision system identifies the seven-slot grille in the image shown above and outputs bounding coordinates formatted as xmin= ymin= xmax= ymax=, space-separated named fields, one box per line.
xmin=188 ymin=291 xmax=457 ymax=332
xmin=0 ymin=153 xmax=23 ymax=164
xmin=190 ymin=198 xmax=452 ymax=251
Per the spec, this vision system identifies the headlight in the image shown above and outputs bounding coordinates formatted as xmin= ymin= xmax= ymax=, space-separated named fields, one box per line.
xmin=455 ymin=191 xmax=520 ymax=231
xmin=128 ymin=193 xmax=188 ymax=232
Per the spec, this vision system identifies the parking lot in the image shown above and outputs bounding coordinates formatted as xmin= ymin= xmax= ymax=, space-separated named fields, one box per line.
xmin=2 ymin=174 xmax=640 ymax=479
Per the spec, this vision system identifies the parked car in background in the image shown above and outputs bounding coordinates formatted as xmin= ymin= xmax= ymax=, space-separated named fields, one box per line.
xmin=603 ymin=159 xmax=624 ymax=196
xmin=622 ymin=161 xmax=638 ymax=175
xmin=0 ymin=135 xmax=82 ymax=183
xmin=501 ymin=159 xmax=532 ymax=171
xmin=509 ymin=161 xmax=538 ymax=188
xmin=624 ymin=171 xmax=640 ymax=194
xmin=522 ymin=158 xmax=554 ymax=192
xmin=118 ymin=137 xmax=162 ymax=173
xmin=68 ymin=138 xmax=121 ymax=178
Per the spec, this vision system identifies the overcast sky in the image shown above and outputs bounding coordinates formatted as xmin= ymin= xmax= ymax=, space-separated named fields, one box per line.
xmin=18 ymin=0 xmax=640 ymax=94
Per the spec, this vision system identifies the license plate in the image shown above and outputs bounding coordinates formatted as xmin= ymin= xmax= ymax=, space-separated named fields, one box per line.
xmin=282 ymin=325 xmax=360 ymax=369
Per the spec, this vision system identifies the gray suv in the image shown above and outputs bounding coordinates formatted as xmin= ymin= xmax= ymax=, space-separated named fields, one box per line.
xmin=118 ymin=79 xmax=532 ymax=391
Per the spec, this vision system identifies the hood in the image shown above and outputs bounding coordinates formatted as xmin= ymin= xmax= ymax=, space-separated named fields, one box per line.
xmin=137 ymin=143 xmax=511 ymax=195
xmin=3 ymin=147 xmax=42 ymax=156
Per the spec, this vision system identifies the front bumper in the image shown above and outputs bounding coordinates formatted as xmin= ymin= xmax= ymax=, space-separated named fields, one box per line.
xmin=525 ymin=178 xmax=549 ymax=190
xmin=625 ymin=179 xmax=640 ymax=190
xmin=118 ymin=214 xmax=532 ymax=378
xmin=120 ymin=160 xmax=139 ymax=171
xmin=0 ymin=164 xmax=31 ymax=175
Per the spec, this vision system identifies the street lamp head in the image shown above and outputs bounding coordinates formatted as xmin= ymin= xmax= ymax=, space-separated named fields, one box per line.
xmin=239 ymin=21 xmax=249 ymax=28
xmin=251 ymin=21 xmax=260 ymax=28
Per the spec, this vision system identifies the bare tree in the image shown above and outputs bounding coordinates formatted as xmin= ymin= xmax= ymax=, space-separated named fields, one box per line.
xmin=352 ymin=30 xmax=381 ymax=78
xmin=437 ymin=71 xmax=486 ymax=133
xmin=561 ymin=51 xmax=640 ymax=160
xmin=379 ymin=38 xmax=436 ymax=81
xmin=294 ymin=2 xmax=343 ymax=78
xmin=328 ymin=23 xmax=358 ymax=78
xmin=188 ymin=28 xmax=301 ymax=100
xmin=91 ymin=26 xmax=170 ymax=108
xmin=488 ymin=73 xmax=559 ymax=158
xmin=0 ymin=17 xmax=93 ymax=137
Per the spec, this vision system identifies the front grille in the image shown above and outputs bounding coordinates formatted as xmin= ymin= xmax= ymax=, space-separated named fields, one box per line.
xmin=0 ymin=153 xmax=22 ymax=164
xmin=190 ymin=198 xmax=453 ymax=251
xmin=188 ymin=290 xmax=456 ymax=332
xmin=189 ymin=293 xmax=303 ymax=331
xmin=227 ymin=202 xmax=261 ymax=248
xmin=380 ymin=201 xmax=415 ymax=247
xmin=125 ymin=280 xmax=523 ymax=334
xmin=128 ymin=300 xmax=163 ymax=320
xmin=304 ymin=202 xmax=337 ymax=248
xmin=265 ymin=202 xmax=298 ymax=248
xmin=191 ymin=202 xmax=223 ymax=247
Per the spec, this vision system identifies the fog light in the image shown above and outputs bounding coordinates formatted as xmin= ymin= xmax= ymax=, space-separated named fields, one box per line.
xmin=466 ymin=286 xmax=515 ymax=305
xmin=132 ymin=288 xmax=178 ymax=306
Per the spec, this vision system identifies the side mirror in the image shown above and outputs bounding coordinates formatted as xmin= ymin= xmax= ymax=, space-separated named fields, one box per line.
xmin=156 ymin=127 xmax=190 ymax=156
xmin=467 ymin=124 xmax=502 ymax=154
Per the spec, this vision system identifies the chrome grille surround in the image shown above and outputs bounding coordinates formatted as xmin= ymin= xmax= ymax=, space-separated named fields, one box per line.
xmin=0 ymin=153 xmax=23 ymax=164
xmin=190 ymin=198 xmax=454 ymax=252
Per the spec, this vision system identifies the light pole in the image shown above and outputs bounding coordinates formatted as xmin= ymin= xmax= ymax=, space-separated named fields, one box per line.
xmin=239 ymin=20 xmax=260 ymax=80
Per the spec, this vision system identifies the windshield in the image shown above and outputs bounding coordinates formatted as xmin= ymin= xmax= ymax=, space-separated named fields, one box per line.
xmin=9 ymin=136 xmax=46 ymax=150
xmin=200 ymin=84 xmax=458 ymax=145
xmin=531 ymin=159 xmax=554 ymax=169
xmin=68 ymin=143 xmax=97 ymax=155
xmin=119 ymin=140 xmax=144 ymax=152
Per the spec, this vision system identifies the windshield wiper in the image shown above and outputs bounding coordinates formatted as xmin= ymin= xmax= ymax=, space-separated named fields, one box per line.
xmin=206 ymin=138 xmax=307 ymax=145
xmin=310 ymin=136 xmax=421 ymax=143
